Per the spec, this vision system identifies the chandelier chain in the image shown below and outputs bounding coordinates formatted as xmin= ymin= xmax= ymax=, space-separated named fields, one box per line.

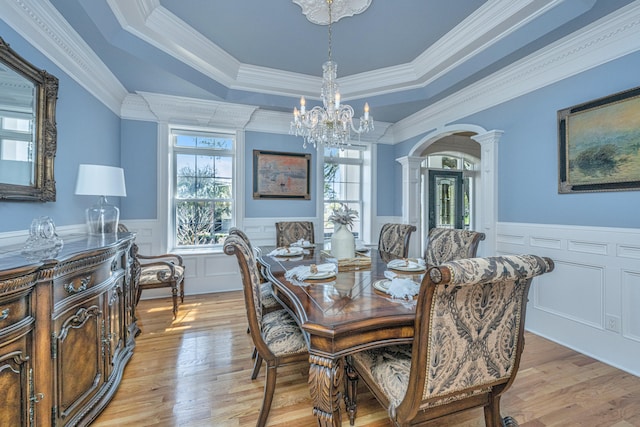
xmin=327 ymin=0 xmax=333 ymax=62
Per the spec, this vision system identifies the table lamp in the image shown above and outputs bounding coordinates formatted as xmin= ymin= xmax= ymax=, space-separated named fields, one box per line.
xmin=75 ymin=164 xmax=127 ymax=235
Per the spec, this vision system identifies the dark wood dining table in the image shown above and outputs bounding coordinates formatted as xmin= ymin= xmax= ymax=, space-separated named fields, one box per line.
xmin=259 ymin=244 xmax=425 ymax=427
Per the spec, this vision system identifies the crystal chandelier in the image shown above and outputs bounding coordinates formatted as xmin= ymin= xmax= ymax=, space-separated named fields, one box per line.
xmin=290 ymin=0 xmax=373 ymax=149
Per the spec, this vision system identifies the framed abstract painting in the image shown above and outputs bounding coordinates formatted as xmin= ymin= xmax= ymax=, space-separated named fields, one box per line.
xmin=558 ymin=86 xmax=640 ymax=193
xmin=253 ymin=150 xmax=311 ymax=199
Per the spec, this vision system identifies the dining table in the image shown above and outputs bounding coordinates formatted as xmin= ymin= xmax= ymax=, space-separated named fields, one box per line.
xmin=258 ymin=244 xmax=427 ymax=427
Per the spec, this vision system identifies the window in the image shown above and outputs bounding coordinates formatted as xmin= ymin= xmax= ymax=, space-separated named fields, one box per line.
xmin=0 ymin=115 xmax=33 ymax=162
xmin=171 ymin=128 xmax=234 ymax=248
xmin=323 ymin=146 xmax=364 ymax=239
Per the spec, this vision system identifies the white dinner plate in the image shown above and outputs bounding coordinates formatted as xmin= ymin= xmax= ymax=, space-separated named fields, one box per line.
xmin=387 ymin=259 xmax=426 ymax=272
xmin=292 ymin=242 xmax=315 ymax=248
xmin=273 ymin=246 xmax=304 ymax=256
xmin=306 ymin=270 xmax=337 ymax=280
xmin=373 ymin=279 xmax=391 ymax=293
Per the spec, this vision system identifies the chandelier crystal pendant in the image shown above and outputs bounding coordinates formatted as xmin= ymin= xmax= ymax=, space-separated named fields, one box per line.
xmin=290 ymin=0 xmax=373 ymax=149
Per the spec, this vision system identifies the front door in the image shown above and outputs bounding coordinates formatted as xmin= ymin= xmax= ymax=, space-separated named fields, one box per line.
xmin=428 ymin=170 xmax=464 ymax=230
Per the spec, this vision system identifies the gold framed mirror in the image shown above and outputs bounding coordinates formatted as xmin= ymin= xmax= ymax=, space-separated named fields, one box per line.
xmin=0 ymin=36 xmax=58 ymax=202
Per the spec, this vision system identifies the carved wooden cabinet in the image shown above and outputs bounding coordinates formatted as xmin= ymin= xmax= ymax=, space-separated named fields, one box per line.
xmin=0 ymin=233 xmax=138 ymax=426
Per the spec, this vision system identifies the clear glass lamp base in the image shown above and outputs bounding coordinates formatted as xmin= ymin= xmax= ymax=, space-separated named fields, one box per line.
xmin=86 ymin=196 xmax=120 ymax=235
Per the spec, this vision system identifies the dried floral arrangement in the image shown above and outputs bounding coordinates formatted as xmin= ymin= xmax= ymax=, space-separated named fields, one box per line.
xmin=328 ymin=203 xmax=358 ymax=229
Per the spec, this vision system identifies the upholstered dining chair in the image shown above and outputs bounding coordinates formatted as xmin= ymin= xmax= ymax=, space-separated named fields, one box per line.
xmin=118 ymin=224 xmax=185 ymax=319
xmin=229 ymin=227 xmax=283 ymax=379
xmin=378 ymin=223 xmax=417 ymax=259
xmin=424 ymin=227 xmax=485 ymax=266
xmin=223 ymin=234 xmax=309 ymax=427
xmin=344 ymin=254 xmax=554 ymax=427
xmin=275 ymin=221 xmax=315 ymax=247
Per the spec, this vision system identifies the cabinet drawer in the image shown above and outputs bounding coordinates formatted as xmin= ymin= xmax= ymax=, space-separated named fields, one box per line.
xmin=0 ymin=292 xmax=31 ymax=332
xmin=54 ymin=260 xmax=121 ymax=305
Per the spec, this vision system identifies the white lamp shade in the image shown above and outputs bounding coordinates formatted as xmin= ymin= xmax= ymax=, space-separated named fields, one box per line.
xmin=75 ymin=164 xmax=127 ymax=197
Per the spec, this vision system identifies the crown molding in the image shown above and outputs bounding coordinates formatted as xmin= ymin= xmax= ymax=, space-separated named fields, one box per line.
xmin=107 ymin=0 xmax=240 ymax=87
xmin=392 ymin=1 xmax=640 ymax=142
xmin=1 ymin=0 xmax=127 ymax=114
xmin=106 ymin=0 xmax=573 ymax=100
xmin=129 ymin=92 xmax=258 ymax=128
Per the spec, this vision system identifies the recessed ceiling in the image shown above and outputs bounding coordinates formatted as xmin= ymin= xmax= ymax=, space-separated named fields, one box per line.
xmin=49 ymin=0 xmax=635 ymax=125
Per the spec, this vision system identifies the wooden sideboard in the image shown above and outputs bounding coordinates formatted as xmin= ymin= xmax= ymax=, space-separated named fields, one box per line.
xmin=0 ymin=233 xmax=139 ymax=426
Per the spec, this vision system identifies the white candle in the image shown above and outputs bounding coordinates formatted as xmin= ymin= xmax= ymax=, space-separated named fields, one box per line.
xmin=364 ymin=103 xmax=369 ymax=120
xmin=300 ymin=97 xmax=306 ymax=114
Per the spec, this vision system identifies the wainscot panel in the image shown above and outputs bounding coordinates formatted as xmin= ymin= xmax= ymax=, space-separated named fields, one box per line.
xmin=497 ymin=222 xmax=640 ymax=377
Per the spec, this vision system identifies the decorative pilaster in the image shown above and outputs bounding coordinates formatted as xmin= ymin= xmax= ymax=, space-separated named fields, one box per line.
xmin=396 ymin=156 xmax=423 ymax=257
xmin=471 ymin=130 xmax=503 ymax=257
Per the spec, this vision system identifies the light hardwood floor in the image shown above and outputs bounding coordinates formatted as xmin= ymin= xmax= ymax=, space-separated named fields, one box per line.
xmin=93 ymin=292 xmax=640 ymax=427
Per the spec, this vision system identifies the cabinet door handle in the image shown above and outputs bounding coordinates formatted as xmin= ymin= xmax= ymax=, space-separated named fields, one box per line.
xmin=64 ymin=276 xmax=91 ymax=294
xmin=0 ymin=308 xmax=9 ymax=320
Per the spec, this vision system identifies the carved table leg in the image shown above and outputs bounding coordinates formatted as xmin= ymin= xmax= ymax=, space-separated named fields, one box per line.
xmin=308 ymin=354 xmax=343 ymax=427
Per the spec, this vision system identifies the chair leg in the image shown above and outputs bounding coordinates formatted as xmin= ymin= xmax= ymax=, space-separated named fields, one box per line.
xmin=251 ymin=346 xmax=257 ymax=359
xmin=171 ymin=281 xmax=178 ymax=319
xmin=251 ymin=354 xmax=263 ymax=380
xmin=257 ymin=364 xmax=277 ymax=427
xmin=484 ymin=394 xmax=507 ymax=427
xmin=179 ymin=278 xmax=185 ymax=303
xmin=344 ymin=356 xmax=358 ymax=426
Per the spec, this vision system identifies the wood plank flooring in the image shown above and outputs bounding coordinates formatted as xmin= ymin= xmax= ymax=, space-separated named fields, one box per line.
xmin=93 ymin=291 xmax=640 ymax=426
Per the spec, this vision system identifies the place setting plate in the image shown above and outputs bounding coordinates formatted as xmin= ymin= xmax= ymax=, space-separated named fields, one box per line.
xmin=387 ymin=258 xmax=426 ymax=272
xmin=284 ymin=263 xmax=338 ymax=283
xmin=270 ymin=246 xmax=305 ymax=257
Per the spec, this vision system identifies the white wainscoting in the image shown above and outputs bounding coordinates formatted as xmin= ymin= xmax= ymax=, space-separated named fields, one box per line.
xmin=497 ymin=222 xmax=640 ymax=377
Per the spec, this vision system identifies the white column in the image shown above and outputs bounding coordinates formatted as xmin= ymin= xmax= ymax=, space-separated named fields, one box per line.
xmin=396 ymin=156 xmax=423 ymax=257
xmin=471 ymin=130 xmax=503 ymax=257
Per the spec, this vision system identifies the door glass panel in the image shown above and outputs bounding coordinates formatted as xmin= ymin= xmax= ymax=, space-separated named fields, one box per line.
xmin=428 ymin=170 xmax=463 ymax=230
xmin=435 ymin=176 xmax=456 ymax=228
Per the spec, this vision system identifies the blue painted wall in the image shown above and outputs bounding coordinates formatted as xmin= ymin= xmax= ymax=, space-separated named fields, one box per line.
xmin=120 ymin=120 xmax=157 ymax=219
xmin=463 ymin=50 xmax=640 ymax=228
xmin=0 ymin=21 xmax=121 ymax=233
xmin=375 ymin=144 xmax=398 ymax=216
xmin=389 ymin=50 xmax=640 ymax=228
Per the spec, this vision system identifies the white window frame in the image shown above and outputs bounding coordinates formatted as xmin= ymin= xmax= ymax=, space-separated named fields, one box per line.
xmin=166 ymin=124 xmax=243 ymax=253
xmin=323 ymin=144 xmax=366 ymax=240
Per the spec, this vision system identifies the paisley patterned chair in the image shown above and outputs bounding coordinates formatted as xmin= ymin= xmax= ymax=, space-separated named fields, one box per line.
xmin=424 ymin=227 xmax=485 ymax=266
xmin=345 ymin=254 xmax=555 ymax=427
xmin=118 ymin=224 xmax=185 ymax=319
xmin=275 ymin=221 xmax=315 ymax=247
xmin=378 ymin=223 xmax=417 ymax=259
xmin=229 ymin=227 xmax=283 ymax=379
xmin=223 ymin=234 xmax=308 ymax=427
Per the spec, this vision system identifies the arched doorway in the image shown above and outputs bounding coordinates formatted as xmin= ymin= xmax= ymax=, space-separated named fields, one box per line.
xmin=419 ymin=133 xmax=480 ymax=233
xmin=397 ymin=126 xmax=502 ymax=258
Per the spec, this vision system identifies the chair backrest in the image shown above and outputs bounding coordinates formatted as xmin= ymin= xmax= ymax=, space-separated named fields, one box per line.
xmin=223 ymin=234 xmax=274 ymax=358
xmin=229 ymin=227 xmax=252 ymax=247
xmin=275 ymin=221 xmax=315 ymax=247
xmin=424 ymin=227 xmax=485 ymax=266
xmin=378 ymin=223 xmax=417 ymax=259
xmin=393 ymin=254 xmax=554 ymax=423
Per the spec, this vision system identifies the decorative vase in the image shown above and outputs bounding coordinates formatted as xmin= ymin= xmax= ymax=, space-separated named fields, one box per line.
xmin=331 ymin=223 xmax=355 ymax=259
